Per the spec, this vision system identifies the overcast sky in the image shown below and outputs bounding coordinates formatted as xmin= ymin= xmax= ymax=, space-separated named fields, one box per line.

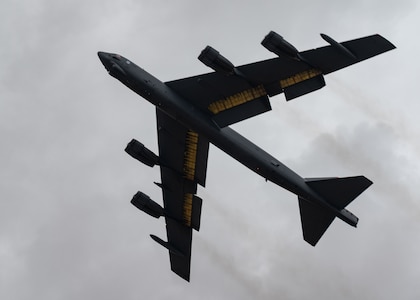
xmin=1 ymin=0 xmax=419 ymax=299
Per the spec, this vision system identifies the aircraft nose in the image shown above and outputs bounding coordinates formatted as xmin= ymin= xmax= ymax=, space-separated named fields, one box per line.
xmin=98 ymin=51 xmax=127 ymax=80
xmin=98 ymin=51 xmax=110 ymax=67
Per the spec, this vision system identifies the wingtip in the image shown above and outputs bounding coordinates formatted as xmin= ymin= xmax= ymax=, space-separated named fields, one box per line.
xmin=375 ymin=34 xmax=397 ymax=50
xmin=171 ymin=266 xmax=191 ymax=282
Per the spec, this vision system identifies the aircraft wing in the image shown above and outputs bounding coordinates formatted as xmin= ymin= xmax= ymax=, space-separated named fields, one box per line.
xmin=166 ymin=34 xmax=395 ymax=126
xmin=299 ymin=34 xmax=396 ymax=74
xmin=154 ymin=108 xmax=209 ymax=281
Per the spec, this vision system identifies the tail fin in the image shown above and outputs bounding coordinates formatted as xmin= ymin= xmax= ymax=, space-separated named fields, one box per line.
xmin=299 ymin=176 xmax=372 ymax=246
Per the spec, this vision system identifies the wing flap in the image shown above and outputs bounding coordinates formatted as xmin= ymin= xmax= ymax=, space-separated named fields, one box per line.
xmin=157 ymin=109 xmax=209 ymax=187
xmin=283 ymin=74 xmax=325 ymax=100
xmin=191 ymin=195 xmax=203 ymax=231
xmin=212 ymin=95 xmax=271 ymax=127
xmin=167 ymin=75 xmax=272 ymax=127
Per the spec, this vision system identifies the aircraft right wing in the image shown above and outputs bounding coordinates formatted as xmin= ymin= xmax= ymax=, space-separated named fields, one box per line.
xmin=166 ymin=33 xmax=395 ymax=127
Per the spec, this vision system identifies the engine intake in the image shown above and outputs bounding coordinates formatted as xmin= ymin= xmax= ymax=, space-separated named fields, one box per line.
xmin=125 ymin=139 xmax=159 ymax=167
xmin=262 ymin=31 xmax=299 ymax=60
xmin=198 ymin=46 xmax=235 ymax=75
xmin=131 ymin=191 xmax=164 ymax=218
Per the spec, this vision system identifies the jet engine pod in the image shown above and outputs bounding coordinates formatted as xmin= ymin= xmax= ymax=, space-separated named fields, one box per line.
xmin=125 ymin=139 xmax=159 ymax=167
xmin=262 ymin=31 xmax=299 ymax=60
xmin=198 ymin=46 xmax=235 ymax=75
xmin=131 ymin=191 xmax=164 ymax=218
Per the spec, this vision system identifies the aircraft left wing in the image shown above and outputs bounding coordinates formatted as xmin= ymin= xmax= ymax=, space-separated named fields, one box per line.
xmin=153 ymin=108 xmax=209 ymax=281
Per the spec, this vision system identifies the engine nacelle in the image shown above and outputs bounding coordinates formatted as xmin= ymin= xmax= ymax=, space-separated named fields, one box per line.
xmin=198 ymin=46 xmax=235 ymax=75
xmin=131 ymin=191 xmax=164 ymax=218
xmin=125 ymin=139 xmax=159 ymax=167
xmin=261 ymin=31 xmax=299 ymax=60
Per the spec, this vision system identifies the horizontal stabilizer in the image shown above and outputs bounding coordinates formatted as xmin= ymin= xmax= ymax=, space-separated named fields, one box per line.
xmin=305 ymin=176 xmax=373 ymax=209
xmin=298 ymin=197 xmax=336 ymax=246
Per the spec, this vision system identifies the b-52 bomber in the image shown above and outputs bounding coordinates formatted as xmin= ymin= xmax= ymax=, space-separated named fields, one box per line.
xmin=98 ymin=31 xmax=395 ymax=281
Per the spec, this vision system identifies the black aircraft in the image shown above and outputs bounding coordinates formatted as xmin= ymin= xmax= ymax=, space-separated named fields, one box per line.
xmin=98 ymin=31 xmax=395 ymax=281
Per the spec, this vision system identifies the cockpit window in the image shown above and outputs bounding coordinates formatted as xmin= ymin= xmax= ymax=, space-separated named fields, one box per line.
xmin=111 ymin=54 xmax=121 ymax=60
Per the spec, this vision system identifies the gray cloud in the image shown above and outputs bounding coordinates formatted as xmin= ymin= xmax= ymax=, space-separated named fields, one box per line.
xmin=1 ymin=0 xmax=419 ymax=299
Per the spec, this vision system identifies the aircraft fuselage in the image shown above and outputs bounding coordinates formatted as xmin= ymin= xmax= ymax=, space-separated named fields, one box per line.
xmin=98 ymin=52 xmax=358 ymax=227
